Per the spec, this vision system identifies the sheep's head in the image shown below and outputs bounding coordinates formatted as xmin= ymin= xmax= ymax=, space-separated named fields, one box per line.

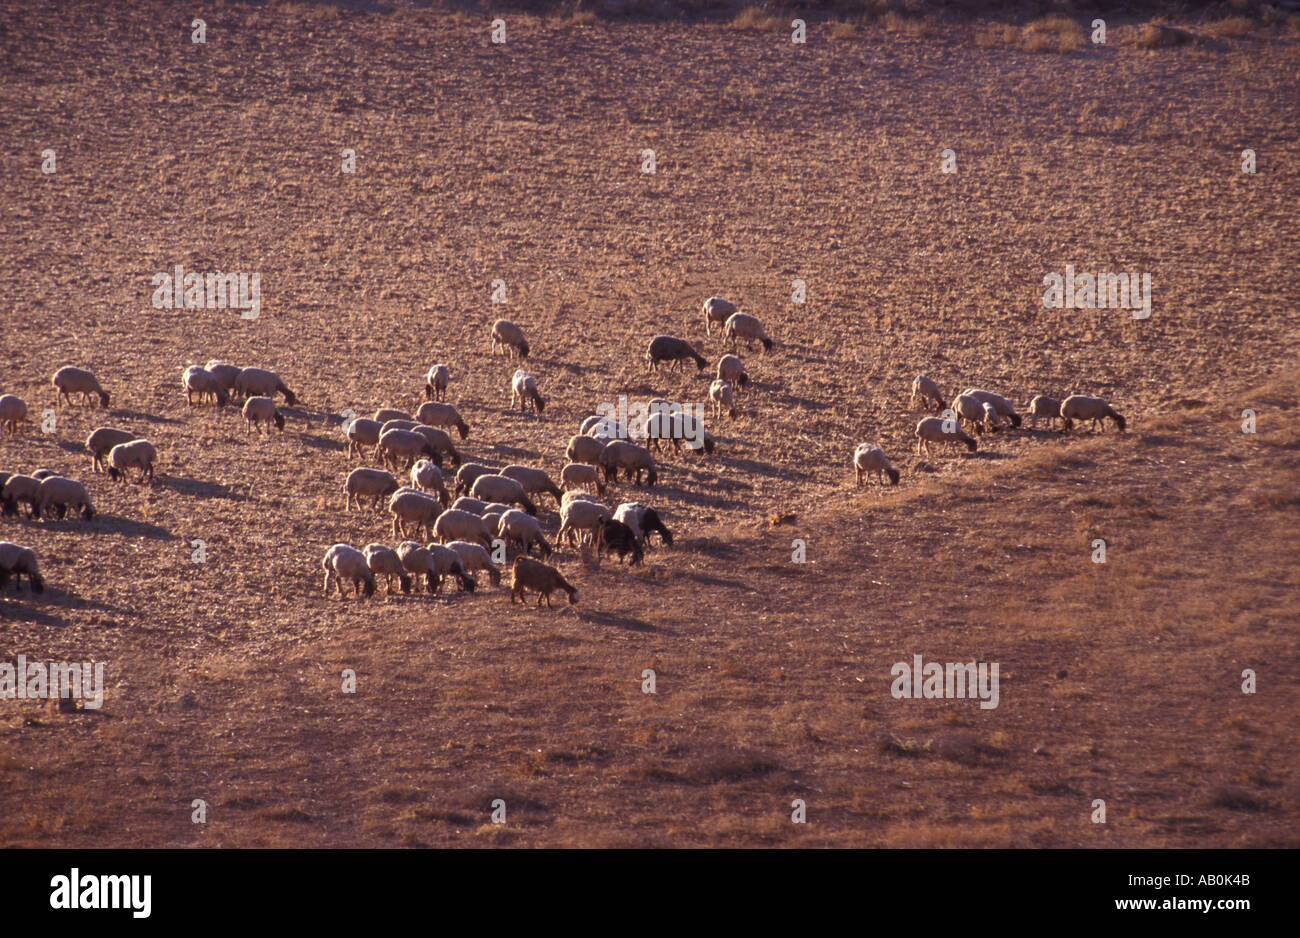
xmin=274 ymin=412 xmax=286 ymax=431
xmin=761 ymin=337 xmax=773 ymax=352
xmin=518 ymin=341 xmax=530 ymax=358
xmin=1113 ymin=414 xmax=1127 ymax=431
xmin=99 ymin=391 xmax=111 ymax=407
xmin=82 ymin=505 xmax=96 ymax=519
xmin=1009 ymin=414 xmax=1022 ymax=428
xmin=964 ymin=438 xmax=978 ymax=452
xmin=887 ymin=468 xmax=901 ymax=485
xmin=283 ymin=389 xmax=298 ymax=407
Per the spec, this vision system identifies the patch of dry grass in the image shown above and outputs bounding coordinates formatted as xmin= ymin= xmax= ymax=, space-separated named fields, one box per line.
xmin=1019 ymin=15 xmax=1084 ymax=53
xmin=1203 ymin=16 xmax=1255 ymax=38
xmin=731 ymin=6 xmax=784 ymax=31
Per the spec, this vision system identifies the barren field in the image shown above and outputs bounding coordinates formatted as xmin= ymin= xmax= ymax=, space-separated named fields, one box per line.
xmin=1 ymin=1 xmax=1298 ymax=847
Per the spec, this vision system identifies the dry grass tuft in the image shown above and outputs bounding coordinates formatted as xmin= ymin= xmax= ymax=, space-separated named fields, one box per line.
xmin=883 ymin=11 xmax=932 ymax=38
xmin=731 ymin=6 xmax=784 ymax=31
xmin=1203 ymin=16 xmax=1255 ymax=38
xmin=1128 ymin=22 xmax=1194 ymax=49
xmin=1019 ymin=15 xmax=1084 ymax=53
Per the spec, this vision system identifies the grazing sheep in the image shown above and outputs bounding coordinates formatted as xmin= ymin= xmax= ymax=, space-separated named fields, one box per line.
xmin=204 ymin=360 xmax=242 ymax=393
xmin=647 ymin=335 xmax=707 ymax=373
xmin=52 ymin=366 xmax=109 ymax=408
xmin=242 ymin=396 xmax=285 ymax=433
xmin=481 ymin=508 xmax=507 ymax=536
xmin=561 ymin=462 xmax=605 ymax=495
xmin=380 ymin=418 xmax=420 ymax=435
xmin=716 ymin=354 xmax=749 ymax=391
xmin=182 ymin=366 xmax=230 ymax=407
xmin=0 ymin=394 xmax=29 ymax=437
xmin=425 ymin=363 xmax=450 ymax=401
xmin=952 ymin=394 xmax=992 ymax=434
xmin=703 ymin=296 xmax=738 ymax=335
xmin=235 ymin=367 xmax=297 ymax=406
xmin=961 ymin=388 xmax=1022 ymax=428
xmin=982 ymin=402 xmax=1007 ymax=433
xmin=1027 ymin=394 xmax=1062 ymax=430
xmin=345 ymin=467 xmax=399 ymax=510
xmin=454 ymin=463 xmax=496 ymax=497
xmin=599 ymin=440 xmax=658 ymax=487
xmin=497 ymin=508 xmax=553 ymax=557
xmin=1060 ymin=395 xmax=1127 ymax=433
xmin=378 ymin=428 xmax=438 ymax=471
xmin=915 ymin=416 xmax=977 ymax=455
xmin=107 ymin=439 xmax=157 ymax=483
xmin=709 ymin=379 xmax=736 ymax=419
xmin=557 ymin=497 xmax=611 ymax=548
xmin=0 ymin=541 xmax=44 ymax=593
xmin=426 ymin=543 xmax=477 ymax=593
xmin=416 ymin=401 xmax=469 ymax=439
xmin=613 ymin=502 xmax=673 ymax=550
xmin=643 ymin=409 xmax=713 ymax=455
xmin=601 ymin=519 xmax=643 ymax=565
xmin=585 ymin=416 xmax=633 ymax=443
xmin=36 ymin=476 xmax=95 ymax=520
xmin=396 ymin=541 xmax=475 ymax=594
xmin=374 ymin=408 xmax=413 ymax=424
xmin=2 ymin=475 xmax=41 ymax=518
xmin=471 ymin=474 xmax=538 ymax=516
xmin=565 ymin=434 xmax=607 ymax=466
xmin=322 ymin=544 xmax=376 ymax=599
xmin=363 ymin=544 xmax=412 ymax=594
xmin=30 ymin=469 xmax=59 ymax=481
xmin=411 ymin=425 xmax=462 ymax=467
xmin=501 ymin=465 xmax=563 ymax=506
xmin=911 ymin=375 xmax=945 ymax=413
xmin=510 ymin=555 xmax=577 ymax=607
xmin=447 ymin=540 xmax=502 ymax=587
xmin=491 ymin=319 xmax=530 ymax=359
xmin=410 ymin=459 xmax=450 ymax=506
xmin=451 ymin=496 xmax=491 ymax=515
xmin=345 ymin=417 xmax=382 ymax=460
xmin=722 ymin=313 xmax=773 ymax=353
xmin=432 ymin=508 xmax=494 ymax=549
xmin=854 ymin=443 xmax=900 ymax=486
xmin=510 ymin=369 xmax=545 ymax=414
xmin=389 ymin=489 xmax=443 ymax=539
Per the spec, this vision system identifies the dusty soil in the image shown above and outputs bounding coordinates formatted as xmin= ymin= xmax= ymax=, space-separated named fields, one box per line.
xmin=0 ymin=2 xmax=1297 ymax=847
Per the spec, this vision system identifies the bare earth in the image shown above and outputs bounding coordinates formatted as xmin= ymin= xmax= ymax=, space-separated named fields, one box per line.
xmin=0 ymin=2 xmax=1297 ymax=847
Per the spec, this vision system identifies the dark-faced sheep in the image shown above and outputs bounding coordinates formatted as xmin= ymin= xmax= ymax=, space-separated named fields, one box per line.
xmin=235 ymin=367 xmax=297 ymax=406
xmin=0 ymin=541 xmax=44 ymax=593
xmin=416 ymin=401 xmax=470 ymax=439
xmin=107 ymin=439 xmax=157 ymax=483
xmin=722 ymin=313 xmax=773 ymax=353
xmin=53 ymin=366 xmax=110 ymax=408
xmin=915 ymin=417 xmax=976 ymax=455
xmin=0 ymin=394 xmax=29 ymax=437
xmin=322 ymin=544 xmax=375 ymax=599
xmin=1060 ymin=395 xmax=1126 ymax=433
xmin=599 ymin=440 xmax=658 ymax=487
xmin=646 ymin=335 xmax=707 ymax=373
xmin=425 ymin=363 xmax=450 ymax=401
xmin=491 ymin=319 xmax=530 ymax=359
xmin=242 ymin=396 xmax=285 ymax=433
xmin=600 ymin=519 xmax=643 ymax=566
xmin=703 ymin=296 xmax=738 ymax=336
xmin=854 ymin=443 xmax=900 ymax=486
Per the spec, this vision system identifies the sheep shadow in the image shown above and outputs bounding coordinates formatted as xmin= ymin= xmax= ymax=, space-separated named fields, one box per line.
xmin=94 ymin=516 xmax=178 ymax=540
xmin=154 ymin=475 xmax=247 ymax=501
xmin=676 ymin=569 xmax=759 ymax=593
xmin=486 ymin=443 xmax=541 ymax=462
xmin=711 ymin=455 xmax=812 ymax=483
xmin=296 ymin=432 xmax=343 ymax=453
xmin=576 ymin=609 xmax=663 ymax=633
xmin=0 ymin=599 xmax=73 ymax=628
xmin=638 ymin=486 xmax=751 ymax=512
xmin=109 ymin=409 xmax=185 ymax=426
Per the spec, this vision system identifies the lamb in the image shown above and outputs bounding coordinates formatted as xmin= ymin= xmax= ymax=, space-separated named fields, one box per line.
xmin=510 ymin=369 xmax=545 ymax=414
xmin=613 ymin=502 xmax=674 ymax=550
xmin=961 ymin=388 xmax=1022 ymax=428
xmin=470 ymin=474 xmax=538 ymax=516
xmin=703 ymin=296 xmax=738 ymax=335
xmin=646 ymin=335 xmax=707 ymax=373
xmin=491 ymin=319 xmax=530 ymax=359
xmin=107 ymin=439 xmax=157 ymax=483
xmin=410 ymin=459 xmax=450 ymax=506
xmin=1060 ymin=395 xmax=1127 ymax=433
xmin=432 ymin=508 xmax=494 ymax=549
xmin=0 ymin=541 xmax=44 ymax=593
xmin=1027 ymin=394 xmax=1062 ymax=430
xmin=911 ymin=374 xmax=945 ymax=413
xmin=722 ymin=313 xmax=773 ymax=353
xmin=560 ymin=462 xmax=605 ymax=495
xmin=374 ymin=408 xmax=413 ymax=424
xmin=242 ymin=396 xmax=285 ymax=433
xmin=416 ymin=401 xmax=469 ymax=439
xmin=36 ymin=476 xmax=96 ymax=520
xmin=853 ymin=443 xmax=900 ymax=486
xmin=915 ymin=416 xmax=977 ymax=455
xmin=363 ymin=544 xmax=412 ymax=594
xmin=600 ymin=519 xmax=644 ymax=566
xmin=322 ymin=544 xmax=376 ymax=599
xmin=0 ymin=394 xmax=29 ymax=437
xmin=510 ymin=555 xmax=577 ymax=607
xmin=599 ymin=440 xmax=658 ymax=487
xmin=565 ymin=434 xmax=607 ymax=466
xmin=204 ymin=360 xmax=242 ymax=393
xmin=345 ymin=417 xmax=382 ymax=460
xmin=500 ymin=465 xmax=564 ymax=506
xmin=345 ymin=467 xmax=399 ymax=510
xmin=716 ymin=354 xmax=749 ymax=391
xmin=52 ymin=366 xmax=110 ymax=407
xmin=709 ymin=379 xmax=736 ymax=419
xmin=234 ymin=367 xmax=297 ymax=406
xmin=497 ymin=508 xmax=553 ymax=557
xmin=411 ymin=425 xmax=462 ymax=467
xmin=447 ymin=540 xmax=502 ymax=586
xmin=557 ymin=497 xmax=611 ymax=548
xmin=2 ymin=474 xmax=42 ymax=518
xmin=378 ymin=428 xmax=438 ymax=471
xmin=182 ymin=366 xmax=230 ymax=407
xmin=454 ymin=463 xmax=496 ymax=497
xmin=425 ymin=363 xmax=450 ymax=401
xmin=389 ymin=489 xmax=443 ymax=539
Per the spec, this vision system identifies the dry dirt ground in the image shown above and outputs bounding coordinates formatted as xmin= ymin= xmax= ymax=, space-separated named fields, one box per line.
xmin=0 ymin=2 xmax=1297 ymax=847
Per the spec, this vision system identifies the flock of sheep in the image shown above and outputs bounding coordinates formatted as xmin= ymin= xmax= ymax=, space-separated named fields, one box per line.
xmin=0 ymin=298 xmax=1127 ymax=606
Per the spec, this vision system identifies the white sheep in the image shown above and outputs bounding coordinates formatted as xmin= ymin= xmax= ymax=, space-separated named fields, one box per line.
xmin=915 ymin=416 xmax=977 ymax=455
xmin=182 ymin=366 xmax=230 ymax=407
xmin=374 ymin=407 xmax=413 ymax=424
xmin=204 ymin=360 xmax=242 ymax=393
xmin=322 ymin=544 xmax=376 ymax=599
xmin=0 ymin=541 xmax=44 ymax=593
xmin=52 ymin=366 xmax=110 ymax=408
xmin=432 ymin=508 xmax=494 ymax=548
xmin=560 ymin=462 xmax=604 ymax=495
xmin=722 ymin=313 xmax=773 ymax=353
xmin=500 ymin=465 xmax=563 ymax=506
xmin=107 ymin=439 xmax=157 ymax=483
xmin=416 ymin=401 xmax=469 ymax=439
xmin=389 ymin=489 xmax=443 ymax=539
xmin=709 ymin=379 xmax=736 ymax=419
xmin=410 ymin=459 xmax=450 ymax=505
xmin=451 ymin=496 xmax=491 ymax=515
xmin=497 ymin=508 xmax=553 ymax=557
xmin=345 ymin=417 xmax=382 ymax=460
xmin=363 ymin=543 xmax=412 ymax=594
xmin=911 ymin=375 xmax=945 ymax=412
xmin=470 ymin=474 xmax=538 ymax=516
xmin=242 ymin=396 xmax=285 ymax=433
xmin=453 ymin=463 xmax=495 ymax=497
xmin=961 ymin=388 xmax=1022 ymax=428
xmin=1027 ymin=394 xmax=1062 ymax=430
xmin=510 ymin=369 xmax=545 ymax=413
xmin=36 ymin=476 xmax=96 ymax=520
xmin=234 ymin=367 xmax=297 ymax=406
xmin=491 ymin=319 xmax=530 ymax=359
xmin=1 ymin=475 xmax=42 ymax=518
xmin=345 ymin=467 xmax=399 ymax=511
xmin=599 ymin=440 xmax=658 ymax=487
xmin=565 ymin=434 xmax=606 ymax=466
xmin=0 ymin=394 xmax=29 ymax=437
xmin=447 ymin=540 xmax=502 ymax=586
xmin=557 ymin=497 xmax=610 ymax=548
xmin=951 ymin=394 xmax=992 ymax=434
xmin=853 ymin=443 xmax=900 ymax=486
xmin=85 ymin=427 xmax=136 ymax=472
xmin=1060 ymin=395 xmax=1127 ymax=433
xmin=411 ymin=425 xmax=462 ymax=467
xmin=703 ymin=296 xmax=738 ymax=335
xmin=378 ymin=428 xmax=437 ymax=471
xmin=716 ymin=354 xmax=749 ymax=391
xmin=425 ymin=363 xmax=450 ymax=401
